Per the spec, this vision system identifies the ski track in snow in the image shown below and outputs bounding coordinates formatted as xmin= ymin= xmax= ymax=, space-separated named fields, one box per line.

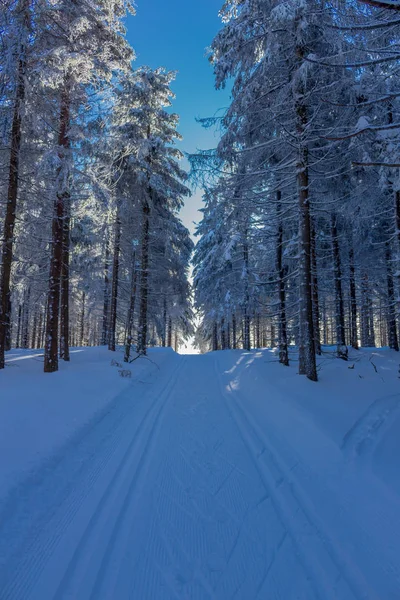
xmin=214 ymin=356 xmax=375 ymax=600
xmin=0 ymin=351 xmax=399 ymax=599
xmin=341 ymin=392 xmax=400 ymax=461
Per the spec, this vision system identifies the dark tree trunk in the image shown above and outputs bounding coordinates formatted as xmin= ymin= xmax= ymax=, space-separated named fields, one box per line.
xmin=385 ymin=241 xmax=399 ymax=350
xmin=108 ymin=207 xmax=121 ymax=352
xmin=101 ymin=245 xmax=110 ymax=346
xmin=311 ymin=223 xmax=322 ymax=355
xmin=60 ymin=207 xmax=70 ymax=361
xmin=124 ymin=251 xmax=137 ymax=363
xmin=276 ymin=193 xmax=289 ymax=366
xmin=80 ymin=291 xmax=85 ymax=347
xmin=167 ymin=316 xmax=172 ymax=348
xmin=349 ymin=246 xmax=359 ymax=349
xmin=137 ymin=199 xmax=150 ymax=355
xmin=255 ymin=313 xmax=261 ymax=348
xmin=221 ymin=317 xmax=226 ymax=350
xmin=32 ymin=312 xmax=37 ymax=350
xmin=162 ymin=296 xmax=167 ymax=347
xmin=243 ymin=227 xmax=251 ymax=351
xmin=44 ymin=81 xmax=70 ymax=373
xmin=296 ymin=104 xmax=317 ymax=381
xmin=16 ymin=304 xmax=22 ymax=349
xmin=212 ymin=321 xmax=218 ymax=352
xmin=331 ymin=214 xmax=347 ymax=359
xmin=232 ymin=314 xmax=237 ymax=350
xmin=37 ymin=311 xmax=43 ymax=349
xmin=22 ymin=287 xmax=30 ymax=349
xmin=0 ymin=40 xmax=27 ymax=368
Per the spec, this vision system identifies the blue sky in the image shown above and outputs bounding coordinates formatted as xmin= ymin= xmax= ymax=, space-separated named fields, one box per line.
xmin=125 ymin=1 xmax=230 ymax=235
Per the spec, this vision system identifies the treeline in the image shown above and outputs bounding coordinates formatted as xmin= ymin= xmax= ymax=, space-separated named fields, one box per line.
xmin=0 ymin=0 xmax=193 ymax=372
xmin=192 ymin=0 xmax=400 ymax=380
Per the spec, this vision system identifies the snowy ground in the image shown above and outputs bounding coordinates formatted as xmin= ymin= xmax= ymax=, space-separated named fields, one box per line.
xmin=0 ymin=346 xmax=400 ymax=599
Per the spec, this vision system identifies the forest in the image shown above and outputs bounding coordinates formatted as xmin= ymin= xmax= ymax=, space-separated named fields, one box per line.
xmin=1 ymin=0 xmax=400 ymax=382
xmin=2 ymin=2 xmax=400 ymax=598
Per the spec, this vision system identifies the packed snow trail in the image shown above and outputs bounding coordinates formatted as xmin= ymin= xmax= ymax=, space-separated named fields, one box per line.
xmin=0 ymin=350 xmax=400 ymax=599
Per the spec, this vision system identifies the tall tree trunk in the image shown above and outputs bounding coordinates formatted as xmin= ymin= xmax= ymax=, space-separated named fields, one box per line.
xmin=44 ymin=81 xmax=70 ymax=373
xmin=276 ymin=193 xmax=289 ymax=366
xmin=16 ymin=304 xmax=22 ymax=349
xmin=311 ymin=222 xmax=322 ymax=355
xmin=0 ymin=33 xmax=27 ymax=367
xmin=331 ymin=213 xmax=347 ymax=359
xmin=360 ymin=275 xmax=369 ymax=347
xmin=108 ymin=206 xmax=121 ymax=352
xmin=162 ymin=296 xmax=167 ymax=347
xmin=31 ymin=311 xmax=37 ymax=350
xmin=101 ymin=244 xmax=110 ymax=346
xmin=349 ymin=246 xmax=359 ymax=349
xmin=137 ymin=199 xmax=150 ymax=355
xmin=212 ymin=321 xmax=218 ymax=352
xmin=80 ymin=291 xmax=85 ymax=347
xmin=243 ymin=226 xmax=251 ymax=351
xmin=124 ymin=251 xmax=137 ymax=363
xmin=167 ymin=317 xmax=172 ymax=348
xmin=59 ymin=206 xmax=70 ymax=361
xmin=385 ymin=241 xmax=399 ymax=350
xmin=221 ymin=317 xmax=226 ymax=350
xmin=22 ymin=287 xmax=30 ymax=349
xmin=232 ymin=313 xmax=237 ymax=350
xmin=296 ymin=101 xmax=317 ymax=381
xmin=37 ymin=311 xmax=43 ymax=349
xmin=368 ymin=291 xmax=376 ymax=347
xmin=255 ymin=313 xmax=261 ymax=348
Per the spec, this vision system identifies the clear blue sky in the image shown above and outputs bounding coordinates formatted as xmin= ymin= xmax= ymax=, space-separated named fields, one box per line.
xmin=125 ymin=1 xmax=230 ymax=235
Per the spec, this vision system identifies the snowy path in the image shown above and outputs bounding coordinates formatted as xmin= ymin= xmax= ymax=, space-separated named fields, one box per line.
xmin=1 ymin=351 xmax=400 ymax=599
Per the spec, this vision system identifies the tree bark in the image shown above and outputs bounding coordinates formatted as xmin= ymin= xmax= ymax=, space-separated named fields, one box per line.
xmin=296 ymin=104 xmax=317 ymax=381
xmin=44 ymin=81 xmax=70 ymax=373
xmin=124 ymin=251 xmax=137 ymax=363
xmin=101 ymin=244 xmax=110 ymax=346
xmin=331 ymin=213 xmax=347 ymax=359
xmin=167 ymin=316 xmax=172 ymax=348
xmin=232 ymin=313 xmax=237 ymax=349
xmin=0 ymin=31 xmax=27 ymax=367
xmin=80 ymin=291 xmax=85 ymax=347
xmin=311 ymin=223 xmax=322 ymax=355
xmin=242 ymin=223 xmax=251 ymax=351
xmin=349 ymin=246 xmax=359 ymax=349
xmin=385 ymin=241 xmax=399 ymax=350
xmin=276 ymin=193 xmax=289 ymax=366
xmin=108 ymin=206 xmax=121 ymax=352
xmin=162 ymin=296 xmax=167 ymax=347
xmin=137 ymin=199 xmax=150 ymax=355
xmin=59 ymin=206 xmax=70 ymax=361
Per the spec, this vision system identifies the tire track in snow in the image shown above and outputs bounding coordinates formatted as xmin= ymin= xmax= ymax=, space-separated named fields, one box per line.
xmin=214 ymin=355 xmax=378 ymax=600
xmin=0 ymin=355 xmax=183 ymax=600
xmin=341 ymin=393 xmax=400 ymax=461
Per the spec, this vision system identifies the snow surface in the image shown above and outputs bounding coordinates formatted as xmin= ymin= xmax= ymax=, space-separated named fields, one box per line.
xmin=0 ymin=346 xmax=400 ymax=599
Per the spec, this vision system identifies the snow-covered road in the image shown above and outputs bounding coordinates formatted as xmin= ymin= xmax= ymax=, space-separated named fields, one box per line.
xmin=1 ymin=350 xmax=400 ymax=599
